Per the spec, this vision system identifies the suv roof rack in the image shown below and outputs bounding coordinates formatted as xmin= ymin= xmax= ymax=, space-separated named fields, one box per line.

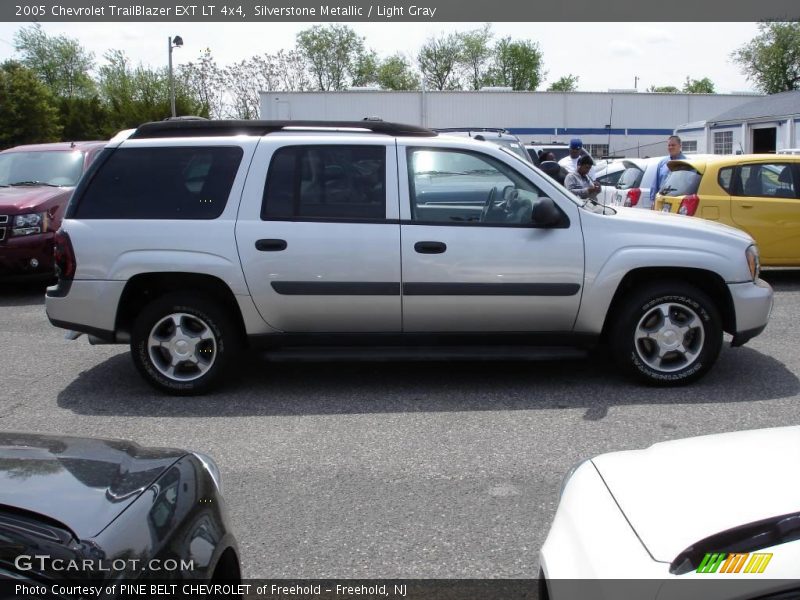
xmin=434 ymin=127 xmax=510 ymax=134
xmin=130 ymin=120 xmax=437 ymax=139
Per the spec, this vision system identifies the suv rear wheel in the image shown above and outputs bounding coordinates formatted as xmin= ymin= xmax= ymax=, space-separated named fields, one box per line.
xmin=610 ymin=282 xmax=722 ymax=385
xmin=131 ymin=292 xmax=240 ymax=395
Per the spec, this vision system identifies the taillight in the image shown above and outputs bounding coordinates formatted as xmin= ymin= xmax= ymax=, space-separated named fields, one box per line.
xmin=626 ymin=188 xmax=642 ymax=207
xmin=678 ymin=194 xmax=700 ymax=216
xmin=53 ymin=229 xmax=76 ymax=280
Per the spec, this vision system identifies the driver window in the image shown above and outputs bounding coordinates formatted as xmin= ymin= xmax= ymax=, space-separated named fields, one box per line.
xmin=407 ymin=148 xmax=542 ymax=225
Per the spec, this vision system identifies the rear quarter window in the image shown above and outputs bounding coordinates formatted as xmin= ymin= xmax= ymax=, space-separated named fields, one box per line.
xmin=73 ymin=146 xmax=243 ymax=219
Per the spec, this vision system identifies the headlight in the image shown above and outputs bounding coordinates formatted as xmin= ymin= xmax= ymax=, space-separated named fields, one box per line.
xmin=193 ymin=451 xmax=222 ymax=492
xmin=746 ymin=244 xmax=760 ymax=281
xmin=12 ymin=213 xmax=44 ymax=236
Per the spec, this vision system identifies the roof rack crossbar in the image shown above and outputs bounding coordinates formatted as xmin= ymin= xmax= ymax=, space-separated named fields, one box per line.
xmin=129 ymin=120 xmax=437 ymax=139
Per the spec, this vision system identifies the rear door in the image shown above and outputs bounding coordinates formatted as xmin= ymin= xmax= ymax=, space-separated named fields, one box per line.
xmin=731 ymin=161 xmax=800 ymax=265
xmin=236 ymin=137 xmax=402 ymax=332
xmin=398 ymin=143 xmax=584 ymax=333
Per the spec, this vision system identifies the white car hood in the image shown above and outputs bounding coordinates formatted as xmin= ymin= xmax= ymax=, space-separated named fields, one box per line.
xmin=591 ymin=426 xmax=800 ymax=564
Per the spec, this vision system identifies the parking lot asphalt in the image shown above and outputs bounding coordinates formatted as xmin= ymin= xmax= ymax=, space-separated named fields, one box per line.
xmin=1 ymin=270 xmax=799 ymax=577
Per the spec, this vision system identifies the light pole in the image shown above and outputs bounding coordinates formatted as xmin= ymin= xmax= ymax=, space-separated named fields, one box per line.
xmin=168 ymin=35 xmax=183 ymax=118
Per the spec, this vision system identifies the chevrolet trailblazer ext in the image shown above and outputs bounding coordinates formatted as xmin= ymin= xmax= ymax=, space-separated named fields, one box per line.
xmin=45 ymin=120 xmax=773 ymax=395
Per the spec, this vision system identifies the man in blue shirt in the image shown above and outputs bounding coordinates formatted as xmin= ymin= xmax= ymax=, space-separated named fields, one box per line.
xmin=651 ymin=135 xmax=687 ymax=204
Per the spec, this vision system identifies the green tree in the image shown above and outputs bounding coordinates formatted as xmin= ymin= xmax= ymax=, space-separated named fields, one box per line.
xmin=180 ymin=48 xmax=227 ymax=119
xmin=458 ymin=24 xmax=494 ymax=90
xmin=682 ymin=76 xmax=716 ymax=93
xmin=98 ymin=50 xmax=204 ymax=131
xmin=13 ymin=24 xmax=95 ymax=99
xmin=417 ymin=33 xmax=463 ymax=90
xmin=351 ymin=49 xmax=380 ymax=87
xmin=485 ymin=37 xmax=544 ymax=91
xmin=548 ymin=74 xmax=579 ymax=92
xmin=0 ymin=61 xmax=61 ymax=148
xmin=377 ymin=54 xmax=420 ymax=90
xmin=732 ymin=21 xmax=800 ymax=93
xmin=648 ymin=85 xmax=680 ymax=93
xmin=296 ymin=24 xmax=366 ymax=91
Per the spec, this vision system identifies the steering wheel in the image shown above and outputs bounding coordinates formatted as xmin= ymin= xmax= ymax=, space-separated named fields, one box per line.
xmin=501 ymin=185 xmax=518 ymax=209
xmin=480 ymin=186 xmax=497 ymax=222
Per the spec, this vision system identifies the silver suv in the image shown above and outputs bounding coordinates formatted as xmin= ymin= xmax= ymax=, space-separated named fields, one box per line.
xmin=46 ymin=120 xmax=773 ymax=395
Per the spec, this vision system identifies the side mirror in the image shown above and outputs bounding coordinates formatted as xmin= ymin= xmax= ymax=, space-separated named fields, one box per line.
xmin=531 ymin=197 xmax=562 ymax=227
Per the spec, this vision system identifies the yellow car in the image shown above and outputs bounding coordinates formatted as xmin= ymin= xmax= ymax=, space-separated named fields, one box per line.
xmin=654 ymin=154 xmax=800 ymax=266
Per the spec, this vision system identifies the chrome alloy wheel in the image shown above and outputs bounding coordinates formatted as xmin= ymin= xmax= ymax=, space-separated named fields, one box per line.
xmin=633 ymin=302 xmax=705 ymax=373
xmin=147 ymin=312 xmax=217 ymax=382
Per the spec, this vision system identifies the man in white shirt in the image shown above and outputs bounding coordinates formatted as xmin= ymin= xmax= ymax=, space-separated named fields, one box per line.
xmin=558 ymin=138 xmax=595 ymax=176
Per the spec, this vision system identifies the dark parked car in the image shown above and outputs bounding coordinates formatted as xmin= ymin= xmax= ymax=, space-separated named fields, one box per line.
xmin=0 ymin=141 xmax=106 ymax=279
xmin=0 ymin=433 xmax=240 ymax=594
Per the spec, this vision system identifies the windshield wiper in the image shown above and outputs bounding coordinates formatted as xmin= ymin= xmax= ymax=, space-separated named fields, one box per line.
xmin=9 ymin=180 xmax=60 ymax=187
xmin=660 ymin=186 xmax=677 ymax=194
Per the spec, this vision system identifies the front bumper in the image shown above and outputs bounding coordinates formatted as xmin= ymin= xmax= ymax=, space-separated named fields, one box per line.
xmin=0 ymin=232 xmax=55 ymax=277
xmin=727 ymin=278 xmax=773 ymax=347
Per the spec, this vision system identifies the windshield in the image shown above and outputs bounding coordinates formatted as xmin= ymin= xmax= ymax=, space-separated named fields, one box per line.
xmin=0 ymin=151 xmax=85 ymax=187
xmin=660 ymin=167 xmax=701 ymax=196
xmin=493 ymin=139 xmax=531 ymax=163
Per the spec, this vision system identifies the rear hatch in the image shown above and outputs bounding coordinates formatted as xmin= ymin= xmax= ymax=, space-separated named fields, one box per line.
xmin=612 ymin=161 xmax=645 ymax=207
xmin=654 ymin=161 xmax=704 ymax=214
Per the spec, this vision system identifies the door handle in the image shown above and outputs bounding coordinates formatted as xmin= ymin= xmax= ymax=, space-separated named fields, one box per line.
xmin=414 ymin=241 xmax=447 ymax=254
xmin=255 ymin=239 xmax=287 ymax=251
xmin=740 ymin=204 xmax=753 ymax=209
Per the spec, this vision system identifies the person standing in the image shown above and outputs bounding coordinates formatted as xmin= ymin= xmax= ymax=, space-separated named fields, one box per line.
xmin=651 ymin=135 xmax=687 ymax=204
xmin=565 ymin=155 xmax=601 ymax=200
xmin=558 ymin=138 xmax=585 ymax=173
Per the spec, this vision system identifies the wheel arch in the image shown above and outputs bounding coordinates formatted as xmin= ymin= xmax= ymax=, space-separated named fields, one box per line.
xmin=601 ymin=267 xmax=735 ymax=340
xmin=116 ymin=272 xmax=247 ymax=343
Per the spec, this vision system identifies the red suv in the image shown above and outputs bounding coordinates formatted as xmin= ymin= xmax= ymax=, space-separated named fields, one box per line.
xmin=0 ymin=141 xmax=106 ymax=279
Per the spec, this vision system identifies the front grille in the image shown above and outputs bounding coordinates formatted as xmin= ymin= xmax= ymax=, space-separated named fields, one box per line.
xmin=0 ymin=215 xmax=7 ymax=241
xmin=0 ymin=215 xmax=8 ymax=224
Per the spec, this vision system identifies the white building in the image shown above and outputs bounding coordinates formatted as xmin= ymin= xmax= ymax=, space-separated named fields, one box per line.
xmin=259 ymin=90 xmax=760 ymax=158
xmin=675 ymin=90 xmax=800 ymax=155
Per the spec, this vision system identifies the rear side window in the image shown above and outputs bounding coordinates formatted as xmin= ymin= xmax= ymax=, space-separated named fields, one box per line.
xmin=661 ymin=168 xmax=701 ymax=196
xmin=74 ymin=146 xmax=243 ymax=219
xmin=737 ymin=163 xmax=797 ymax=199
xmin=262 ymin=145 xmax=386 ymax=221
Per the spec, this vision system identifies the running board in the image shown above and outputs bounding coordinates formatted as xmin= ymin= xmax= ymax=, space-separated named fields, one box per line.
xmin=259 ymin=345 xmax=588 ymax=362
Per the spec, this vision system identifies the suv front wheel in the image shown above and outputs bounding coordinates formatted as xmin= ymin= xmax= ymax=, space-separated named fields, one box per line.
xmin=131 ymin=292 xmax=240 ymax=395
xmin=610 ymin=282 xmax=723 ymax=385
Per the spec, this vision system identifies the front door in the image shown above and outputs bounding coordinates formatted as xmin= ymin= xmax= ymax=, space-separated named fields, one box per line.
xmin=398 ymin=144 xmax=584 ymax=332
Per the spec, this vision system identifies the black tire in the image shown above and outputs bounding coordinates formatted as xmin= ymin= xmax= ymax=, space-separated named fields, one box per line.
xmin=609 ymin=282 xmax=723 ymax=386
xmin=131 ymin=292 xmax=241 ymax=395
